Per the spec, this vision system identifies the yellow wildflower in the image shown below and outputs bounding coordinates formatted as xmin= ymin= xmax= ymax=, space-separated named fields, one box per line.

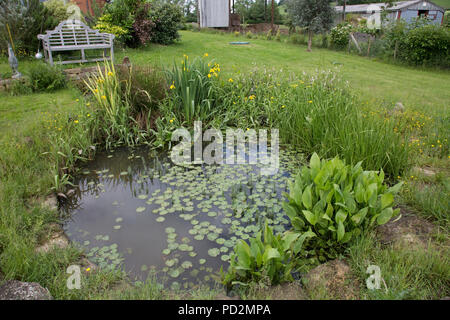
xmin=170 ymin=82 xmax=176 ymax=90
xmin=74 ymin=120 xmax=79 ymax=124
xmin=228 ymin=78 xmax=233 ymax=83
xmin=101 ymin=95 xmax=107 ymax=100
xmin=204 ymin=53 xmax=209 ymax=57
xmin=107 ymin=71 xmax=114 ymax=76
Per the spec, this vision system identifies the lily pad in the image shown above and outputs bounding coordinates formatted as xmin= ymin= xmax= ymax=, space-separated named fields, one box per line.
xmin=208 ymin=248 xmax=220 ymax=257
xmin=136 ymin=206 xmax=146 ymax=213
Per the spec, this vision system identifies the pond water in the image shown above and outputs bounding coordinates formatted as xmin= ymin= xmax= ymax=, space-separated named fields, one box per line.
xmin=62 ymin=146 xmax=303 ymax=290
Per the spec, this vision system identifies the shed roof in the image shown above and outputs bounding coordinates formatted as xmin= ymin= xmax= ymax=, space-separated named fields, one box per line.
xmin=335 ymin=1 xmax=445 ymax=13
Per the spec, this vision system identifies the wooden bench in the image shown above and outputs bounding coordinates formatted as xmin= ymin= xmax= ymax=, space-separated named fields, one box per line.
xmin=38 ymin=20 xmax=115 ymax=65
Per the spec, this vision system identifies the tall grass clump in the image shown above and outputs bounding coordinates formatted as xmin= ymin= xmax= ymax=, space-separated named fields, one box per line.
xmin=215 ymin=68 xmax=409 ymax=178
xmin=165 ymin=55 xmax=220 ymax=125
xmin=85 ymin=61 xmax=144 ymax=149
xmin=277 ymin=71 xmax=409 ymax=178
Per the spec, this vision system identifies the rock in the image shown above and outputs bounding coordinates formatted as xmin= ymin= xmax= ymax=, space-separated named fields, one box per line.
xmin=303 ymin=259 xmax=360 ymax=300
xmin=393 ymin=102 xmax=405 ymax=113
xmin=42 ymin=194 xmax=58 ymax=211
xmin=413 ymin=166 xmax=436 ymax=177
xmin=36 ymin=228 xmax=69 ymax=253
xmin=376 ymin=209 xmax=436 ymax=248
xmin=0 ymin=280 xmax=52 ymax=300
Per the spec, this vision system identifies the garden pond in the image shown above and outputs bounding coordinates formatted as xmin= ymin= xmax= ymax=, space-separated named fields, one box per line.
xmin=62 ymin=146 xmax=304 ymax=290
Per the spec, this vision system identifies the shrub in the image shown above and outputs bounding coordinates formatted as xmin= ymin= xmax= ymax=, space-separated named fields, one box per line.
xmin=330 ymin=23 xmax=353 ymax=49
xmin=282 ymin=153 xmax=403 ymax=261
xmin=28 ymin=63 xmax=66 ymax=92
xmin=132 ymin=2 xmax=156 ymax=46
xmin=148 ymin=2 xmax=183 ymax=45
xmin=94 ymin=14 xmax=130 ymax=44
xmin=0 ymin=0 xmax=58 ymax=56
xmin=246 ymin=31 xmax=253 ymax=39
xmin=383 ymin=19 xmax=450 ymax=67
xmin=402 ymin=23 xmax=450 ymax=67
xmin=221 ymin=222 xmax=300 ymax=288
xmin=43 ymin=0 xmax=73 ymax=23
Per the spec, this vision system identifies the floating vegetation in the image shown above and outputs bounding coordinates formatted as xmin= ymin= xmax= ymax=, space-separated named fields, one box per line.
xmin=64 ymin=145 xmax=304 ymax=289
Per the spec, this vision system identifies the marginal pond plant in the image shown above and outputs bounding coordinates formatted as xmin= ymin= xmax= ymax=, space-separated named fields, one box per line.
xmin=221 ymin=222 xmax=304 ymax=288
xmin=282 ymin=153 xmax=403 ymax=262
xmin=84 ymin=60 xmax=145 ymax=149
xmin=165 ymin=55 xmax=220 ymax=125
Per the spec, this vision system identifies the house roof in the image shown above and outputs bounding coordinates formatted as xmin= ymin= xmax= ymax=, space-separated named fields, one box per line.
xmin=335 ymin=1 xmax=444 ymax=13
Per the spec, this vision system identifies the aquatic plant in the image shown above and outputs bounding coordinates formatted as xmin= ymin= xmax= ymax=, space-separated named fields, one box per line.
xmin=283 ymin=153 xmax=403 ymax=262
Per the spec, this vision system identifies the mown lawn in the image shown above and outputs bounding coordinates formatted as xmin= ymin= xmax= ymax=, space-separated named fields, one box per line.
xmin=116 ymin=31 xmax=450 ymax=115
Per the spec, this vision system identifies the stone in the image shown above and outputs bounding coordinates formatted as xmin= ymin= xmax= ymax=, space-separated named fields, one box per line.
xmin=36 ymin=225 xmax=69 ymax=253
xmin=0 ymin=280 xmax=52 ymax=300
xmin=42 ymin=194 xmax=58 ymax=211
xmin=393 ymin=102 xmax=405 ymax=112
xmin=413 ymin=166 xmax=436 ymax=177
xmin=303 ymin=259 xmax=360 ymax=300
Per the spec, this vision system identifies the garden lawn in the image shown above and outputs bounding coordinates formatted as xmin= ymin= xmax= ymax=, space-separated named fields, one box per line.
xmin=117 ymin=31 xmax=450 ymax=116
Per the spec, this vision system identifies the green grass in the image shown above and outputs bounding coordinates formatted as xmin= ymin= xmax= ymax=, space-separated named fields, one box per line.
xmin=0 ymin=30 xmax=448 ymax=300
xmin=114 ymin=31 xmax=450 ymax=117
xmin=348 ymin=232 xmax=450 ymax=300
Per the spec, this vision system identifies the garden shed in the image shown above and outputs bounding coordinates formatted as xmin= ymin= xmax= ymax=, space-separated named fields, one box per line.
xmin=335 ymin=1 xmax=445 ymax=26
xmin=199 ymin=0 xmax=233 ymax=28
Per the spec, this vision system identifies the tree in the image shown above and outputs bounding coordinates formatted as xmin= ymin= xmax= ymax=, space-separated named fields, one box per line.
xmin=0 ymin=0 xmax=57 ymax=56
xmin=286 ymin=0 xmax=335 ymax=51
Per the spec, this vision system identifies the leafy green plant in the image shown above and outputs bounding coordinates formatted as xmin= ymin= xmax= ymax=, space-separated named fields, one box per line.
xmin=84 ymin=60 xmax=144 ymax=149
xmin=148 ymin=2 xmax=183 ymax=45
xmin=165 ymin=55 xmax=218 ymax=124
xmin=221 ymin=222 xmax=302 ymax=288
xmin=28 ymin=63 xmax=66 ymax=92
xmin=94 ymin=14 xmax=130 ymax=43
xmin=282 ymin=153 xmax=403 ymax=261
xmin=330 ymin=23 xmax=353 ymax=49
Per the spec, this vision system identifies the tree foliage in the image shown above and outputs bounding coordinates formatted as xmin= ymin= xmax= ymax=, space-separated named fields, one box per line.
xmin=286 ymin=0 xmax=335 ymax=50
xmin=0 ymin=0 xmax=58 ymax=56
xmin=286 ymin=0 xmax=334 ymax=33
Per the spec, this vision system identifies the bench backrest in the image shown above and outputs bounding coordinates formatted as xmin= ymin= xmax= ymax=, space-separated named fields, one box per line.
xmin=38 ymin=20 xmax=115 ymax=47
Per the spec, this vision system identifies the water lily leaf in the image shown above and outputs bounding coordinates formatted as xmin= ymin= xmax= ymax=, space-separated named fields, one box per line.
xmin=181 ymin=261 xmax=193 ymax=269
xmin=136 ymin=206 xmax=146 ymax=213
xmin=208 ymin=248 xmax=220 ymax=257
